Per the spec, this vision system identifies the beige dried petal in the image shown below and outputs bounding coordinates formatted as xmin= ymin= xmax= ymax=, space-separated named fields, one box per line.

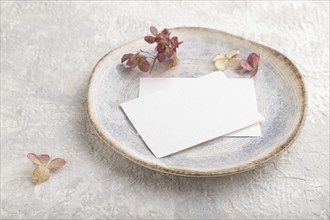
xmin=226 ymin=50 xmax=240 ymax=59
xmin=212 ymin=54 xmax=225 ymax=62
xmin=214 ymin=59 xmax=229 ymax=71
xmin=32 ymin=166 xmax=50 ymax=184
xmin=229 ymin=58 xmax=241 ymax=69
xmin=169 ymin=51 xmax=179 ymax=68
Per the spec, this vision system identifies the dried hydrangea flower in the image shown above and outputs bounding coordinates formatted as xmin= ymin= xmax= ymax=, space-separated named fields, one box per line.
xmin=121 ymin=53 xmax=150 ymax=72
xmin=27 ymin=153 xmax=66 ymax=184
xmin=144 ymin=26 xmax=181 ymax=63
xmin=213 ymin=49 xmax=241 ymax=71
xmin=121 ymin=26 xmax=182 ymax=73
xmin=239 ymin=53 xmax=261 ymax=76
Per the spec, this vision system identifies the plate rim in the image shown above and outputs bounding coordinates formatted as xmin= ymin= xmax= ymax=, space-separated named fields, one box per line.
xmin=86 ymin=26 xmax=307 ymax=177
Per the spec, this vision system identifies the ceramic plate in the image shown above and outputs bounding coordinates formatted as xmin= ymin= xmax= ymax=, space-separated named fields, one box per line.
xmin=87 ymin=27 xmax=307 ymax=177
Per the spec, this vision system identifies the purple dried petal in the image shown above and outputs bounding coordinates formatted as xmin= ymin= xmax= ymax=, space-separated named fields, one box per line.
xmin=126 ymin=56 xmax=137 ymax=68
xmin=156 ymin=43 xmax=166 ymax=53
xmin=170 ymin=37 xmax=179 ymax=48
xmin=137 ymin=58 xmax=151 ymax=72
xmin=247 ymin=53 xmax=260 ymax=68
xmin=250 ymin=66 xmax=258 ymax=77
xmin=138 ymin=54 xmax=147 ymax=59
xmin=150 ymin=26 xmax=158 ymax=36
xmin=144 ymin=36 xmax=156 ymax=44
xmin=121 ymin=53 xmax=133 ymax=63
xmin=240 ymin=60 xmax=253 ymax=71
xmin=155 ymin=36 xmax=162 ymax=43
xmin=157 ymin=52 xmax=166 ymax=62
xmin=161 ymin=28 xmax=170 ymax=38
xmin=164 ymin=47 xmax=174 ymax=58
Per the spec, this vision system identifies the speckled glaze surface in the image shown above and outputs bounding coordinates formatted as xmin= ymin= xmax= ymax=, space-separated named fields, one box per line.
xmin=87 ymin=27 xmax=307 ymax=176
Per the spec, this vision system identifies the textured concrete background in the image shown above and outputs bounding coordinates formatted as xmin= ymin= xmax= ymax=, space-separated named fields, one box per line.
xmin=1 ymin=1 xmax=329 ymax=219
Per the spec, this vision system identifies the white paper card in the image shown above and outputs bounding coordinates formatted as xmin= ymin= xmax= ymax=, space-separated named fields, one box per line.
xmin=139 ymin=75 xmax=262 ymax=136
xmin=120 ymin=72 xmax=263 ymax=158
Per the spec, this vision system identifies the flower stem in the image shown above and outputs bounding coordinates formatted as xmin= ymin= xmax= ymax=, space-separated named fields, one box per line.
xmin=140 ymin=49 xmax=155 ymax=58
xmin=149 ymin=56 xmax=157 ymax=73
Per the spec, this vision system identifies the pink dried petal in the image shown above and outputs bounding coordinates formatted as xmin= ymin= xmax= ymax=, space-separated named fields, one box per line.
xmin=240 ymin=60 xmax=253 ymax=71
xmin=38 ymin=154 xmax=50 ymax=166
xmin=47 ymin=158 xmax=66 ymax=170
xmin=121 ymin=53 xmax=133 ymax=63
xmin=27 ymin=153 xmax=42 ymax=165
xmin=150 ymin=26 xmax=158 ymax=36
xmin=247 ymin=53 xmax=260 ymax=68
xmin=144 ymin=36 xmax=156 ymax=44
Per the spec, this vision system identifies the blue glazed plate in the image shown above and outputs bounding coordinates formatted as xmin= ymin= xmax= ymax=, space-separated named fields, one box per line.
xmin=87 ymin=27 xmax=307 ymax=176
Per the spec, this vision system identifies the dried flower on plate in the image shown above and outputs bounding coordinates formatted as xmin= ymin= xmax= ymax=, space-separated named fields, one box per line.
xmin=121 ymin=26 xmax=182 ymax=73
xmin=212 ymin=50 xmax=261 ymax=77
xmin=213 ymin=49 xmax=241 ymax=71
xmin=27 ymin=153 xmax=66 ymax=184
xmin=121 ymin=53 xmax=150 ymax=72
xmin=239 ymin=53 xmax=261 ymax=77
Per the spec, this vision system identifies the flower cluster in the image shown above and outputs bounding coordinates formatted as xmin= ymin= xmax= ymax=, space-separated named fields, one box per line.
xmin=121 ymin=26 xmax=182 ymax=73
xmin=144 ymin=26 xmax=181 ymax=63
xmin=213 ymin=50 xmax=261 ymax=77
xmin=27 ymin=153 xmax=66 ymax=184
xmin=239 ymin=53 xmax=260 ymax=77
xmin=213 ymin=50 xmax=241 ymax=71
xmin=121 ymin=53 xmax=150 ymax=72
